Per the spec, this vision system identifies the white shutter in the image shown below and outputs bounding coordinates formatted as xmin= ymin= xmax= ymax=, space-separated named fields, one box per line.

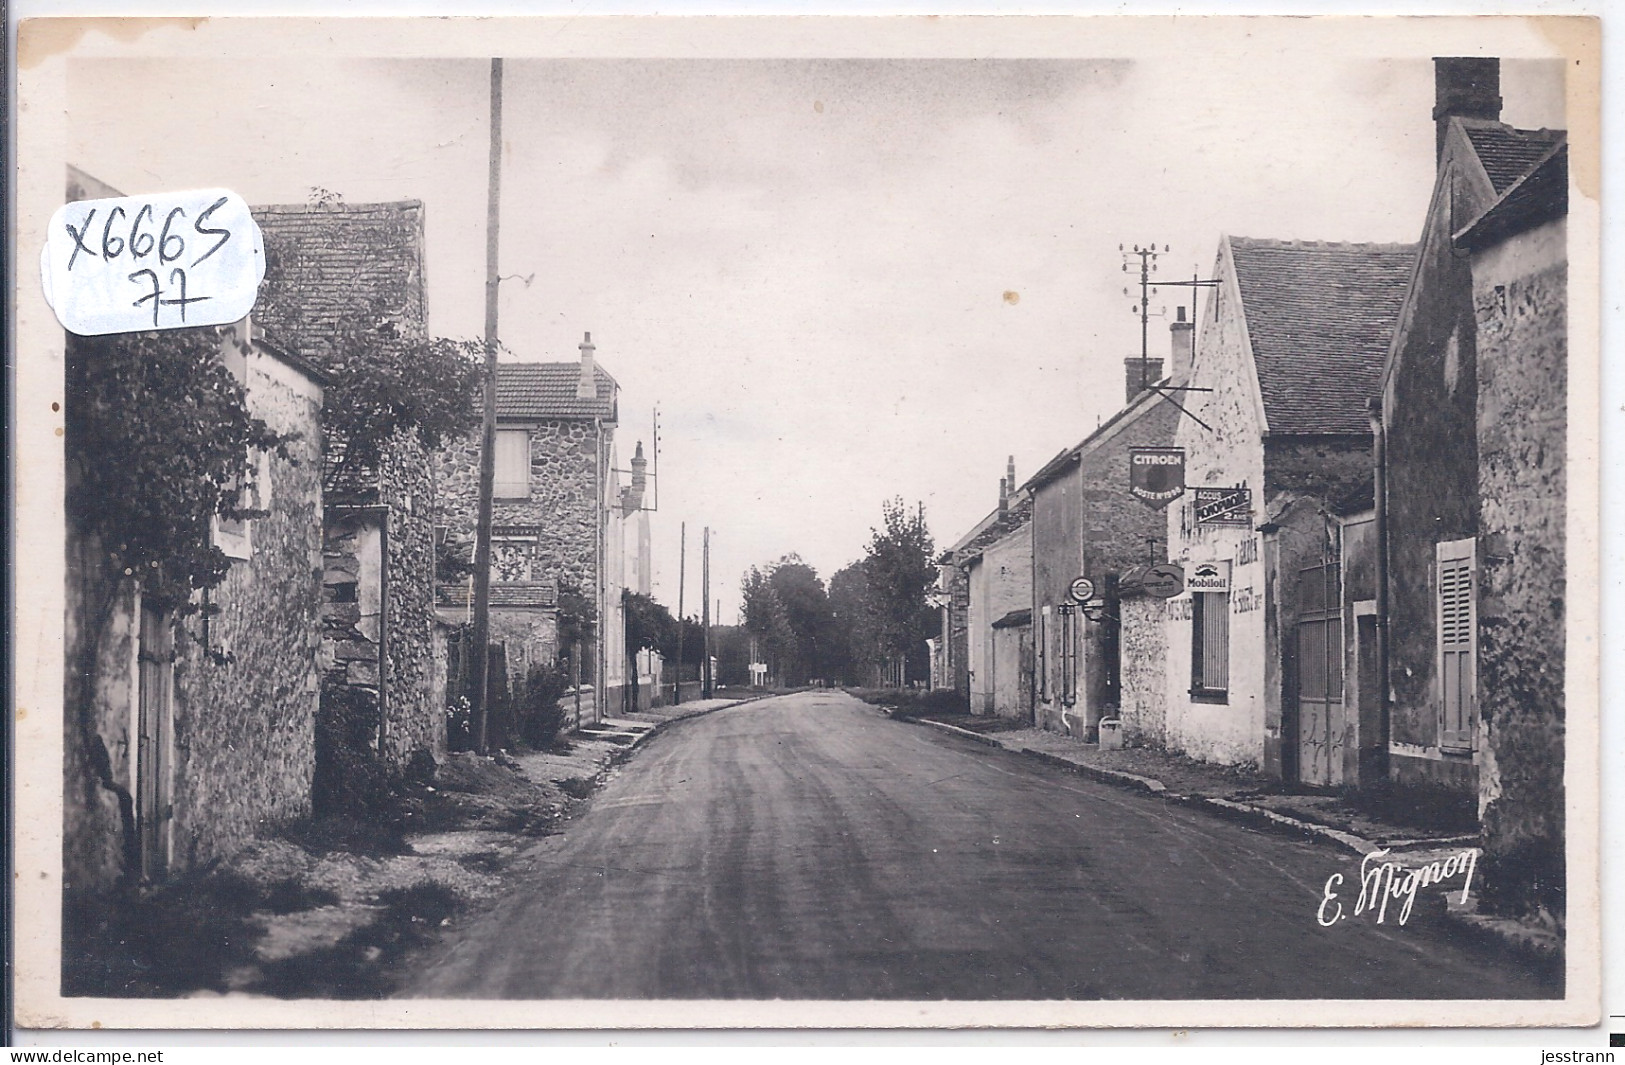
xmin=494 ymin=429 xmax=531 ymax=498
xmin=1436 ymin=539 xmax=1476 ymax=751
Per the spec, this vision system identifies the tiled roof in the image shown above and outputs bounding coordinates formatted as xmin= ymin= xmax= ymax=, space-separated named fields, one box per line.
xmin=1463 ymin=124 xmax=1567 ymax=195
xmin=1456 ymin=140 xmax=1568 ymax=252
xmin=251 ymin=201 xmax=429 ymax=501
xmin=251 ymin=200 xmax=428 ymax=365
xmin=491 ymin=362 xmax=618 ymax=421
xmin=1228 ymin=238 xmax=1417 ymax=436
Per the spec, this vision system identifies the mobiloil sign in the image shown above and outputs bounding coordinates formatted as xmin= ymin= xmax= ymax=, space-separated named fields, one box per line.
xmin=1186 ymin=560 xmax=1230 ymax=593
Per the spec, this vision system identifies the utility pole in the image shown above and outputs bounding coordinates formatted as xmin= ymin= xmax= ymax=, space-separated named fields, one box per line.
xmin=1120 ymin=242 xmax=1166 ymax=396
xmin=701 ymin=527 xmax=712 ymax=698
xmin=471 ymin=57 xmax=503 ymax=756
xmin=1121 ymin=245 xmax=1220 ymax=431
xmin=675 ymin=521 xmax=685 ymax=705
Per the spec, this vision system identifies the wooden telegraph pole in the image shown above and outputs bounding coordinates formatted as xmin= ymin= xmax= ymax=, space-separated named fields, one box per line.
xmin=471 ymin=57 xmax=504 ymax=755
xmin=674 ymin=522 xmax=685 ymax=705
xmin=701 ymin=527 xmax=712 ymax=698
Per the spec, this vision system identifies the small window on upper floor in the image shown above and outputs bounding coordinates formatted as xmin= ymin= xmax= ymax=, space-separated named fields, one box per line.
xmin=494 ymin=429 xmax=531 ymax=499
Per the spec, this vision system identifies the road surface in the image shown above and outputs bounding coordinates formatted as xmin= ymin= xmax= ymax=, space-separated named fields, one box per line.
xmin=408 ymin=690 xmax=1558 ymax=1000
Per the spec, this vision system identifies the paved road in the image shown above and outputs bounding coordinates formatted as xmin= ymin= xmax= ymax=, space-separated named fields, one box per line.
xmin=408 ymin=691 xmax=1558 ymax=1000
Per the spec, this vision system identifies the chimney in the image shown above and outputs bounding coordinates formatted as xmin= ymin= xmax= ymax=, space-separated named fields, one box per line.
xmin=1433 ymin=57 xmax=1501 ymax=160
xmin=577 ymin=331 xmax=597 ymax=400
xmin=998 ymin=473 xmax=1009 ymax=519
xmin=1124 ymin=357 xmax=1164 ymax=405
xmin=1169 ymin=305 xmax=1194 ymax=382
xmin=631 ymin=440 xmax=648 ymax=493
xmin=1006 ymin=455 xmax=1016 ymax=496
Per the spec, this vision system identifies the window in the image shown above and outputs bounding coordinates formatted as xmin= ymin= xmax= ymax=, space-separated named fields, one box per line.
xmin=1059 ymin=605 xmax=1079 ymax=706
xmin=212 ymin=449 xmax=269 ymax=561
xmin=494 ymin=429 xmax=531 ymax=499
xmin=1190 ymin=591 xmax=1229 ymax=701
xmin=1436 ymin=538 xmax=1476 ymax=752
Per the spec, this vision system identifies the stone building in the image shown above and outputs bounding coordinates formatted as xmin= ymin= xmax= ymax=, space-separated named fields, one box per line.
xmin=63 ymin=166 xmax=328 ymax=914
xmin=1454 ymin=136 xmax=1568 ymax=920
xmin=936 ymin=457 xmax=1031 ymax=707
xmin=1376 ymin=58 xmax=1566 ymax=803
xmin=252 ymin=199 xmax=446 ymax=770
xmin=1158 ymin=236 xmax=1413 ymax=781
xmin=1022 ymin=314 xmax=1189 ymax=739
xmin=434 ymin=334 xmax=629 ymax=725
xmin=65 ymin=305 xmax=326 ymax=904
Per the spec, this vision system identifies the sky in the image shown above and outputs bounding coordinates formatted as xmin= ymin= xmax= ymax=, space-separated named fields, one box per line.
xmin=67 ymin=52 xmax=1564 ymax=620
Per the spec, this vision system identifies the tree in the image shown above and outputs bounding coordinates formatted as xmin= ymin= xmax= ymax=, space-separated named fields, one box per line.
xmin=623 ymin=590 xmax=679 ymax=706
xmin=766 ymin=556 xmax=833 ymax=685
xmin=828 ymin=560 xmax=881 ymax=686
xmin=319 ymin=330 xmax=484 ymax=493
xmin=740 ymin=564 xmax=794 ymax=685
xmin=860 ymin=497 xmax=937 ymax=686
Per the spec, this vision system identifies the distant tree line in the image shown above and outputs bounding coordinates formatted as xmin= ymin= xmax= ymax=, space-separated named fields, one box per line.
xmin=740 ymin=497 xmax=936 ymax=687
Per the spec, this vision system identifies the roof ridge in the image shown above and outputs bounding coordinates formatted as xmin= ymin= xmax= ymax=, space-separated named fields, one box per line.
xmin=1458 ymin=117 xmax=1567 ymax=139
xmin=1228 ymin=235 xmax=1419 ymax=253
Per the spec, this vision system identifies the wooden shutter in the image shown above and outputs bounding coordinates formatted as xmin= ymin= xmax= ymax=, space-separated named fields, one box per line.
xmin=1436 ymin=539 xmax=1476 ymax=751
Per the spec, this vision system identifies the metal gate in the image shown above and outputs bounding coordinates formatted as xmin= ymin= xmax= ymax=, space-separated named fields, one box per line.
xmin=1295 ymin=561 xmax=1344 ymax=787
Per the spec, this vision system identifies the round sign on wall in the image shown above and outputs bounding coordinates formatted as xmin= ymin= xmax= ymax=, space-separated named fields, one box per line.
xmin=1141 ymin=563 xmax=1185 ymax=599
xmin=1068 ymin=576 xmax=1095 ymax=603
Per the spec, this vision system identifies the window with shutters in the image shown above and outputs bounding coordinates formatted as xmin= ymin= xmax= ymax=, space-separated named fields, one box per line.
xmin=1059 ymin=606 xmax=1079 ymax=706
xmin=1037 ymin=608 xmax=1050 ymax=703
xmin=1436 ymin=538 xmax=1476 ymax=752
xmin=1190 ymin=591 xmax=1230 ymax=702
xmin=494 ymin=429 xmax=531 ymax=499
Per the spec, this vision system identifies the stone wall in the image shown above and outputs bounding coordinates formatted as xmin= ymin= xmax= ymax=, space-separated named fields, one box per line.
xmin=167 ymin=349 xmax=325 ymax=871
xmin=65 ymin=343 xmax=326 ymax=896
xmin=1074 ymin=397 xmax=1182 ymax=727
xmin=380 ymin=436 xmax=444 ymax=765
xmin=1472 ymin=218 xmax=1567 ymax=920
xmin=62 ymin=546 xmax=139 ymax=898
xmin=1118 ymin=595 xmax=1168 ymax=747
xmin=318 ymin=435 xmax=445 ymax=771
xmin=1380 ymin=131 xmax=1501 ymax=793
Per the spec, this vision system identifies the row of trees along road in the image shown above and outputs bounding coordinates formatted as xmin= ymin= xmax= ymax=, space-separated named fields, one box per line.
xmin=741 ymin=498 xmax=937 ymax=688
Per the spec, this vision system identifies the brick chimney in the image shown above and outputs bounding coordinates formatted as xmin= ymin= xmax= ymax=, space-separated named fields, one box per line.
xmin=1433 ymin=57 xmax=1501 ymax=160
xmin=1124 ymin=357 xmax=1164 ymax=405
xmin=998 ymin=471 xmax=1009 ymax=519
xmin=1169 ymin=305 xmax=1194 ymax=382
xmin=578 ymin=331 xmax=597 ymax=400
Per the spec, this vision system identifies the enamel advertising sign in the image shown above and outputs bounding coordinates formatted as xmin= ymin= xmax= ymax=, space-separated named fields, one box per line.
xmin=1129 ymin=447 xmax=1186 ymax=506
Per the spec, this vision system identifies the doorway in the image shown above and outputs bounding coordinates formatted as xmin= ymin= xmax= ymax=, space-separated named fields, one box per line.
xmin=136 ymin=603 xmax=173 ymax=881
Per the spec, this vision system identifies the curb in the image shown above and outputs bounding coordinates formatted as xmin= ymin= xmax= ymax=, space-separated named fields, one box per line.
xmin=912 ymin=717 xmax=1002 ymax=748
xmin=1439 ymin=900 xmax=1564 ymax=974
xmin=1012 ymin=746 xmax=1168 ymax=795
xmin=617 ymin=693 xmax=771 ymax=756
xmin=891 ymin=713 xmax=1375 ymax=852
xmin=1193 ymin=796 xmax=1380 ymax=855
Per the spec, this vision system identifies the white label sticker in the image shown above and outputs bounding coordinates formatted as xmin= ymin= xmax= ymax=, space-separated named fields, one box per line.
xmin=41 ymin=189 xmax=265 ymax=336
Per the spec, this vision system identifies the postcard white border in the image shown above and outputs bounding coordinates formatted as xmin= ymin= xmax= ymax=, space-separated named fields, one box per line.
xmin=11 ymin=13 xmax=1603 ymax=1032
